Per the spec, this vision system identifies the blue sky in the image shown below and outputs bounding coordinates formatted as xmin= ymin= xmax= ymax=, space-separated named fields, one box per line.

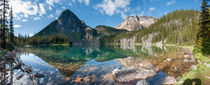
xmin=10 ymin=0 xmax=202 ymax=36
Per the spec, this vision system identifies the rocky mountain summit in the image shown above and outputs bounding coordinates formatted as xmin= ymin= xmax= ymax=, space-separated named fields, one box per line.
xmin=33 ymin=9 xmax=98 ymax=43
xmin=116 ymin=16 xmax=158 ymax=31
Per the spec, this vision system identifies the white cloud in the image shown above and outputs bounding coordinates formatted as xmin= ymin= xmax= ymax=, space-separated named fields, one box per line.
xmin=94 ymin=0 xmax=131 ymax=19
xmin=14 ymin=25 xmax=21 ymax=28
xmin=46 ymin=0 xmax=59 ymax=6
xmin=34 ymin=17 xmax=41 ymax=20
xmin=139 ymin=11 xmax=144 ymax=16
xmin=9 ymin=0 xmax=39 ymax=17
xmin=166 ymin=0 xmax=176 ymax=6
xmin=28 ymin=33 xmax=34 ymax=37
xmin=48 ymin=6 xmax=52 ymax=10
xmin=21 ymin=19 xmax=27 ymax=22
xmin=9 ymin=0 xmax=90 ymax=21
xmin=48 ymin=14 xmax=54 ymax=18
xmin=84 ymin=0 xmax=90 ymax=5
xmin=56 ymin=10 xmax=61 ymax=15
xmin=149 ymin=7 xmax=155 ymax=11
xmin=9 ymin=0 xmax=61 ymax=21
xmin=72 ymin=0 xmax=76 ymax=3
xmin=76 ymin=0 xmax=90 ymax=5
xmin=120 ymin=12 xmax=127 ymax=19
xmin=39 ymin=3 xmax=46 ymax=16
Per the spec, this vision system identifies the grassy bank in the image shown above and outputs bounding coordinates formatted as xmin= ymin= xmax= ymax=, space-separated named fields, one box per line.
xmin=177 ymin=46 xmax=210 ymax=85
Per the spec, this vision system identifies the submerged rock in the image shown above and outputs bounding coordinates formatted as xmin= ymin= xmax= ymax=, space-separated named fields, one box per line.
xmin=136 ymin=80 xmax=150 ymax=85
xmin=13 ymin=63 xmax=21 ymax=70
xmin=162 ymin=76 xmax=176 ymax=85
xmin=116 ymin=57 xmax=154 ymax=70
xmin=166 ymin=58 xmax=172 ymax=62
xmin=112 ymin=67 xmax=157 ymax=82
xmin=34 ymin=73 xmax=45 ymax=78
xmin=4 ymin=54 xmax=14 ymax=61
xmin=16 ymin=74 xmax=24 ymax=80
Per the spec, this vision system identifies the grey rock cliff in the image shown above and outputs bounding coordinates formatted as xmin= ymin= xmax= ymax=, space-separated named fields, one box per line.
xmin=116 ymin=16 xmax=158 ymax=31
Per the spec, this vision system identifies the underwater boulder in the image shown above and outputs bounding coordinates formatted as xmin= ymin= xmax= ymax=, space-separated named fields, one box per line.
xmin=162 ymin=76 xmax=176 ymax=85
xmin=112 ymin=67 xmax=157 ymax=82
xmin=34 ymin=73 xmax=45 ymax=78
xmin=136 ymin=80 xmax=150 ymax=85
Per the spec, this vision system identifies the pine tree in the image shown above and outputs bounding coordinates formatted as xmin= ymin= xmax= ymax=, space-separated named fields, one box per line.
xmin=0 ymin=0 xmax=10 ymax=49
xmin=0 ymin=13 xmax=5 ymax=48
xmin=197 ymin=0 xmax=210 ymax=55
xmin=8 ymin=7 xmax=14 ymax=45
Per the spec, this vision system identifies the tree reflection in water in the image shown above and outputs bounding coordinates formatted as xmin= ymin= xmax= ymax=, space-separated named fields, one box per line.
xmin=0 ymin=51 xmax=35 ymax=85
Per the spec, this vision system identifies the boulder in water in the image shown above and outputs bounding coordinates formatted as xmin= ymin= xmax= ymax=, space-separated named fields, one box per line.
xmin=34 ymin=73 xmax=45 ymax=78
xmin=162 ymin=76 xmax=176 ymax=84
xmin=16 ymin=74 xmax=24 ymax=80
xmin=4 ymin=54 xmax=14 ymax=61
xmin=112 ymin=67 xmax=157 ymax=82
xmin=136 ymin=80 xmax=150 ymax=85
xmin=13 ymin=63 xmax=21 ymax=70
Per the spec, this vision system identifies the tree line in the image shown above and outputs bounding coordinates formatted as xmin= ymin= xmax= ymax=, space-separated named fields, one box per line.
xmin=14 ymin=34 xmax=72 ymax=45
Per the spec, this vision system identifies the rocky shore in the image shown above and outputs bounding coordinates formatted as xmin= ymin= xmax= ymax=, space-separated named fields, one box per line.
xmin=0 ymin=50 xmax=44 ymax=85
xmin=111 ymin=48 xmax=197 ymax=85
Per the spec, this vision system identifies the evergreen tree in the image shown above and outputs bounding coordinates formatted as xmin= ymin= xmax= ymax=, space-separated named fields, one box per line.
xmin=0 ymin=0 xmax=9 ymax=49
xmin=197 ymin=0 xmax=210 ymax=54
xmin=0 ymin=13 xmax=5 ymax=48
xmin=8 ymin=7 xmax=14 ymax=45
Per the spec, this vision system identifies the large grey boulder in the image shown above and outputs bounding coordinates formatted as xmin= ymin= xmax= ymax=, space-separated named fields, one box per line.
xmin=162 ymin=76 xmax=176 ymax=84
xmin=112 ymin=67 xmax=157 ymax=82
xmin=136 ymin=80 xmax=150 ymax=85
xmin=116 ymin=57 xmax=155 ymax=70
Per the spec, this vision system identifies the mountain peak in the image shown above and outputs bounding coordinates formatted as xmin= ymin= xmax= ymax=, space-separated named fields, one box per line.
xmin=116 ymin=16 xmax=158 ymax=31
xmin=60 ymin=9 xmax=74 ymax=16
xmin=35 ymin=9 xmax=99 ymax=43
xmin=58 ymin=9 xmax=79 ymax=22
xmin=56 ymin=9 xmax=87 ymax=31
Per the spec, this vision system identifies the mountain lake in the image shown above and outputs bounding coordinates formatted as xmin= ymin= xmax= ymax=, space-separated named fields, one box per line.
xmin=8 ymin=45 xmax=197 ymax=85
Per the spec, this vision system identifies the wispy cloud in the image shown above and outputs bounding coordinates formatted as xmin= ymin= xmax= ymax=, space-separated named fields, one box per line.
xmin=166 ymin=0 xmax=176 ymax=6
xmin=94 ymin=0 xmax=131 ymax=19
xmin=14 ymin=25 xmax=21 ymax=28
xmin=46 ymin=0 xmax=59 ymax=6
xmin=34 ymin=17 xmax=41 ymax=20
xmin=9 ymin=0 xmax=57 ymax=20
xmin=28 ymin=33 xmax=35 ymax=37
xmin=139 ymin=11 xmax=145 ymax=16
xmin=48 ymin=14 xmax=54 ymax=18
xmin=39 ymin=3 xmax=46 ymax=16
xmin=149 ymin=7 xmax=155 ymax=11
xmin=73 ymin=0 xmax=90 ymax=6
xmin=21 ymin=19 xmax=27 ymax=22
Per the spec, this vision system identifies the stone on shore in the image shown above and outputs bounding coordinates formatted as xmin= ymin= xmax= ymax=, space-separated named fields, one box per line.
xmin=162 ymin=76 xmax=176 ymax=85
xmin=116 ymin=57 xmax=154 ymax=70
xmin=136 ymin=80 xmax=150 ymax=85
xmin=112 ymin=67 xmax=157 ymax=82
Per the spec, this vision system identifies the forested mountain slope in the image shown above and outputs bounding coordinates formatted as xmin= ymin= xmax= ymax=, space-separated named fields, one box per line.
xmin=103 ymin=10 xmax=199 ymax=45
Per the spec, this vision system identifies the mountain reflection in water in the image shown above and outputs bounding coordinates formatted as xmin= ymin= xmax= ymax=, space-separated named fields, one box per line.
xmin=1 ymin=45 xmax=197 ymax=85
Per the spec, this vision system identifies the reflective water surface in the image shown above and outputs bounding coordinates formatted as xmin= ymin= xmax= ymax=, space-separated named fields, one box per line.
xmin=6 ymin=45 xmax=197 ymax=85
